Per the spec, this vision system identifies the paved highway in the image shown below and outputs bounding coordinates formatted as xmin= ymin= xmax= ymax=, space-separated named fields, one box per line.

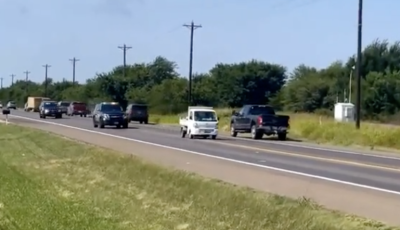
xmin=7 ymin=109 xmax=400 ymax=194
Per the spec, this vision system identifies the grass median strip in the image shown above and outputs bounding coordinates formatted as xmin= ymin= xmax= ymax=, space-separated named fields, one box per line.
xmin=0 ymin=124 xmax=397 ymax=230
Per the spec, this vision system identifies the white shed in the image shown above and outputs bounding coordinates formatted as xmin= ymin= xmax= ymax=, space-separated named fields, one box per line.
xmin=334 ymin=103 xmax=355 ymax=122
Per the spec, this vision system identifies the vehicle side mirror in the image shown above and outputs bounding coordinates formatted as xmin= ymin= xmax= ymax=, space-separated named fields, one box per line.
xmin=2 ymin=109 xmax=10 ymax=115
xmin=218 ymin=117 xmax=220 ymax=121
xmin=189 ymin=116 xmax=192 ymax=120
xmin=231 ymin=110 xmax=236 ymax=115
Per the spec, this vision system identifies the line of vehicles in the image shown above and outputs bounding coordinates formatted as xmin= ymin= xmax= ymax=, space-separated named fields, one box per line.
xmin=19 ymin=97 xmax=290 ymax=140
xmin=22 ymin=96 xmax=150 ymax=128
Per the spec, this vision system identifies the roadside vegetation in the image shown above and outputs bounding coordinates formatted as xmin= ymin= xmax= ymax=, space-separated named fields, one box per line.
xmin=0 ymin=124 xmax=396 ymax=230
xmin=2 ymin=40 xmax=400 ymax=151
xmin=150 ymin=108 xmax=400 ymax=151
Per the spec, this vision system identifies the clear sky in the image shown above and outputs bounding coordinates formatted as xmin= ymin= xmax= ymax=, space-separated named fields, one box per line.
xmin=0 ymin=0 xmax=398 ymax=86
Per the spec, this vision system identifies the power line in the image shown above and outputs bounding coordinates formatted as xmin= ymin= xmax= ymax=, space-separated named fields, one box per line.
xmin=69 ymin=57 xmax=79 ymax=85
xmin=23 ymin=70 xmax=30 ymax=95
xmin=355 ymin=0 xmax=363 ymax=129
xmin=42 ymin=64 xmax=51 ymax=97
xmin=183 ymin=21 xmax=202 ymax=106
xmin=10 ymin=74 xmax=15 ymax=86
xmin=118 ymin=44 xmax=132 ymax=78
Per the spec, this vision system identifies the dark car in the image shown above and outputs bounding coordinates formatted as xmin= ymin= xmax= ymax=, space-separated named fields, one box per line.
xmin=230 ymin=105 xmax=290 ymax=140
xmin=67 ymin=101 xmax=88 ymax=117
xmin=57 ymin=101 xmax=70 ymax=114
xmin=126 ymin=103 xmax=149 ymax=124
xmin=92 ymin=102 xmax=128 ymax=129
xmin=39 ymin=101 xmax=62 ymax=119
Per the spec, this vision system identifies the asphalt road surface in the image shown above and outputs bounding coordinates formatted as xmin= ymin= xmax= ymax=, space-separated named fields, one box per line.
xmin=4 ymin=109 xmax=400 ymax=225
xmin=8 ymin=109 xmax=400 ymax=193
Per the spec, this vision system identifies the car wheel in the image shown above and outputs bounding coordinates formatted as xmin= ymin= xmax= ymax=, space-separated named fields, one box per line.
xmin=93 ymin=122 xmax=98 ymax=128
xmin=99 ymin=121 xmax=105 ymax=129
xmin=211 ymin=135 xmax=217 ymax=140
xmin=144 ymin=119 xmax=148 ymax=124
xmin=230 ymin=124 xmax=238 ymax=137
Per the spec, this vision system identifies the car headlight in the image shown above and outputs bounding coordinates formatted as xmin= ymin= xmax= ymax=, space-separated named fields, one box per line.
xmin=103 ymin=114 xmax=110 ymax=120
xmin=45 ymin=109 xmax=49 ymax=113
xmin=215 ymin=123 xmax=218 ymax=129
xmin=194 ymin=123 xmax=199 ymax=128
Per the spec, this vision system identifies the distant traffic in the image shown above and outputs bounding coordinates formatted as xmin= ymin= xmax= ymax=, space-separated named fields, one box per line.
xmin=5 ymin=97 xmax=290 ymax=140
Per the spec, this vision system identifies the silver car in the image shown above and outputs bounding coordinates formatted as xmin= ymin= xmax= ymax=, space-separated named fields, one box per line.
xmin=7 ymin=101 xmax=16 ymax=109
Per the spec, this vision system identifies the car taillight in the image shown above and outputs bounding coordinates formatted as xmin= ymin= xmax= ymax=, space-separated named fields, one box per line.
xmin=257 ymin=116 xmax=263 ymax=125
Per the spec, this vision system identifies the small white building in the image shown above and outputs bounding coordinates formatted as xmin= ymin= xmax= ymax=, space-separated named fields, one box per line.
xmin=334 ymin=103 xmax=355 ymax=122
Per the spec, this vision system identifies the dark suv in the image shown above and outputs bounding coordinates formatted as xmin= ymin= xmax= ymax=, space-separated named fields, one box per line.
xmin=39 ymin=101 xmax=62 ymax=119
xmin=126 ymin=103 xmax=149 ymax=124
xmin=92 ymin=102 xmax=128 ymax=129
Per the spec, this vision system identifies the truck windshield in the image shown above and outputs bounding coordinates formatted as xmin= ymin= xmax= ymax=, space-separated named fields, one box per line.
xmin=249 ymin=106 xmax=275 ymax=115
xmin=194 ymin=111 xmax=217 ymax=121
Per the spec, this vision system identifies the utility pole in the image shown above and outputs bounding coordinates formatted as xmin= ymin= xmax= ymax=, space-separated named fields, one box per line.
xmin=42 ymin=64 xmax=51 ymax=97
xmin=118 ymin=44 xmax=131 ymax=78
xmin=10 ymin=74 xmax=15 ymax=86
xmin=355 ymin=0 xmax=363 ymax=129
xmin=0 ymin=77 xmax=3 ymax=89
xmin=183 ymin=21 xmax=202 ymax=106
xmin=69 ymin=57 xmax=79 ymax=85
xmin=23 ymin=71 xmax=30 ymax=95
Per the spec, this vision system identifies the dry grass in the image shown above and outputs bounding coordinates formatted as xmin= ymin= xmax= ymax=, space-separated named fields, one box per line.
xmin=0 ymin=124 xmax=396 ymax=229
xmin=149 ymin=108 xmax=400 ymax=150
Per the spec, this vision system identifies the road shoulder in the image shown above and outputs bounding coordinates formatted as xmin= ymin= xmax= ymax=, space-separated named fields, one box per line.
xmin=4 ymin=117 xmax=400 ymax=226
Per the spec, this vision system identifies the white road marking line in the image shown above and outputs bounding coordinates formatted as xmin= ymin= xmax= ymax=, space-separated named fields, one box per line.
xmin=9 ymin=114 xmax=400 ymax=196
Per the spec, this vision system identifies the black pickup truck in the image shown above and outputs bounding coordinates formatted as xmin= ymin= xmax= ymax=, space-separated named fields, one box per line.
xmin=230 ymin=105 xmax=290 ymax=140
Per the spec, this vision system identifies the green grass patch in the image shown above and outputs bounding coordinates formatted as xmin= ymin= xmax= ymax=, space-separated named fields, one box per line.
xmin=0 ymin=124 xmax=396 ymax=230
xmin=150 ymin=108 xmax=400 ymax=151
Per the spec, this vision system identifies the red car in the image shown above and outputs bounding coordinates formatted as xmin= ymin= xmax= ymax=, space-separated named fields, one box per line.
xmin=67 ymin=101 xmax=88 ymax=117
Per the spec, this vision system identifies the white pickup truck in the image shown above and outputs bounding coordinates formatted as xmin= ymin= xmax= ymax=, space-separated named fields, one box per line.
xmin=179 ymin=106 xmax=219 ymax=139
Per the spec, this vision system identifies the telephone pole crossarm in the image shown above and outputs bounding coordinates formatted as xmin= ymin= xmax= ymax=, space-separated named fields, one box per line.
xmin=10 ymin=74 xmax=15 ymax=85
xmin=42 ymin=64 xmax=51 ymax=97
xmin=183 ymin=21 xmax=202 ymax=106
xmin=69 ymin=57 xmax=79 ymax=85
xmin=23 ymin=70 xmax=31 ymax=95
xmin=118 ymin=44 xmax=132 ymax=78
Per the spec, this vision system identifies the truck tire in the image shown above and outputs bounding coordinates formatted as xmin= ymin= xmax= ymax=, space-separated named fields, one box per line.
xmin=251 ymin=125 xmax=262 ymax=140
xmin=230 ymin=124 xmax=238 ymax=137
xmin=278 ymin=133 xmax=287 ymax=141
xmin=180 ymin=127 xmax=187 ymax=138
xmin=211 ymin=135 xmax=217 ymax=140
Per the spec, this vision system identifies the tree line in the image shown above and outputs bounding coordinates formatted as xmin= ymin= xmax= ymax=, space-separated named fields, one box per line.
xmin=1 ymin=39 xmax=400 ymax=120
